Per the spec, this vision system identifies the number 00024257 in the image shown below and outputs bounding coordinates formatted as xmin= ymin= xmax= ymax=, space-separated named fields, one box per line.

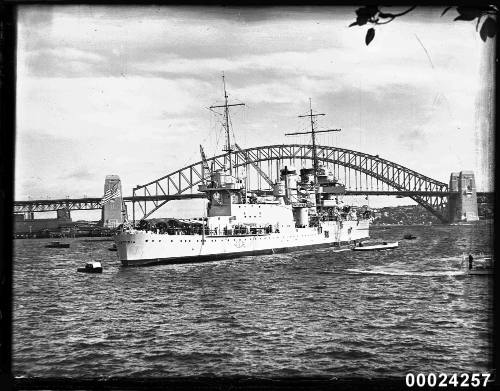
xmin=405 ymin=373 xmax=491 ymax=387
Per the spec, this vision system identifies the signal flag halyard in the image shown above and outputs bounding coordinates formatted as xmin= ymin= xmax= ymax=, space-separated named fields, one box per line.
xmin=99 ymin=183 xmax=121 ymax=206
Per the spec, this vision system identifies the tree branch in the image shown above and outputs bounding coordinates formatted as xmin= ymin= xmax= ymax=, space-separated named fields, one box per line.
xmin=374 ymin=18 xmax=395 ymax=25
xmin=378 ymin=6 xmax=417 ymax=19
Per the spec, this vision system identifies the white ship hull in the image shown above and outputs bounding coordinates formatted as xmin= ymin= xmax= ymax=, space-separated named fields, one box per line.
xmin=116 ymin=220 xmax=369 ymax=266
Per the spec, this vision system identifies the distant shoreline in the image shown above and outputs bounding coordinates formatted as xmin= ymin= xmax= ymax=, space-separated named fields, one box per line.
xmin=372 ymin=220 xmax=492 ymax=228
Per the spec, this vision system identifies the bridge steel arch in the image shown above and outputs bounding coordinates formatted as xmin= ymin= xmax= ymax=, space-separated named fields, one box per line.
xmin=133 ymin=144 xmax=449 ymax=222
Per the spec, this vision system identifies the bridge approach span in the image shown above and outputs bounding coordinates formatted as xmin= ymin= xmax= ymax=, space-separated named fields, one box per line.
xmin=13 ymin=195 xmax=206 ymax=214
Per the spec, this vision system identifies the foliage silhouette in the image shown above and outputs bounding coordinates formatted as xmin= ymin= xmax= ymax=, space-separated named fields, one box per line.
xmin=365 ymin=27 xmax=375 ymax=45
xmin=349 ymin=6 xmax=498 ymax=45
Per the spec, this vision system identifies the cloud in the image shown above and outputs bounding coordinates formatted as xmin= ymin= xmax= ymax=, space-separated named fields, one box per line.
xmin=19 ymin=6 xmax=479 ymax=84
xmin=63 ymin=167 xmax=96 ymax=180
xmin=15 ymin=5 xmax=494 ymax=202
xmin=397 ymin=129 xmax=428 ymax=151
xmin=23 ymin=47 xmax=106 ymax=78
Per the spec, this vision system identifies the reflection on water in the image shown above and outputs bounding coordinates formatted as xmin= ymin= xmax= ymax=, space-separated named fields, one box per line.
xmin=13 ymin=223 xmax=493 ymax=377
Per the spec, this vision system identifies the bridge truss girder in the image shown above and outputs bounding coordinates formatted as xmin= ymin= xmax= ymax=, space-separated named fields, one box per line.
xmin=14 ymin=198 xmax=102 ymax=214
xmin=133 ymin=144 xmax=450 ymax=222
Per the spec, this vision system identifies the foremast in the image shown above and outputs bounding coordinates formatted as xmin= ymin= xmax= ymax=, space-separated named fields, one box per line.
xmin=209 ymin=72 xmax=245 ymax=176
xmin=201 ymin=74 xmax=247 ymax=221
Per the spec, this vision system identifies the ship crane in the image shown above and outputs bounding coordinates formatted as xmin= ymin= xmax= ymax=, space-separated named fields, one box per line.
xmin=233 ymin=143 xmax=274 ymax=189
xmin=199 ymin=145 xmax=212 ymax=185
xmin=235 ymin=143 xmax=305 ymax=206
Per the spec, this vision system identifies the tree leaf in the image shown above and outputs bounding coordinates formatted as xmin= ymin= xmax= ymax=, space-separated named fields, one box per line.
xmin=356 ymin=6 xmax=379 ymax=19
xmin=480 ymin=17 xmax=497 ymax=41
xmin=349 ymin=21 xmax=358 ymax=27
xmin=365 ymin=28 xmax=375 ymax=45
xmin=441 ymin=6 xmax=453 ymax=16
xmin=455 ymin=6 xmax=482 ymax=21
xmin=356 ymin=16 xmax=368 ymax=26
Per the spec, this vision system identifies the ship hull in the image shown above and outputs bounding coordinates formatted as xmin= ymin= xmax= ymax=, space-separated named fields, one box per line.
xmin=120 ymin=240 xmax=353 ymax=267
xmin=116 ymin=220 xmax=369 ymax=267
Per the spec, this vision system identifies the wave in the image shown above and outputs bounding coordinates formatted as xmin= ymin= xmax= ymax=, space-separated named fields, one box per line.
xmin=144 ymin=350 xmax=233 ymax=363
xmin=346 ymin=268 xmax=464 ymax=277
xmin=325 ymin=349 xmax=374 ymax=360
xmin=425 ymin=255 xmax=467 ymax=263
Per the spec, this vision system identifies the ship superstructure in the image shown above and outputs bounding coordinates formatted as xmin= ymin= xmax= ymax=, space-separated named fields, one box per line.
xmin=115 ymin=76 xmax=370 ymax=266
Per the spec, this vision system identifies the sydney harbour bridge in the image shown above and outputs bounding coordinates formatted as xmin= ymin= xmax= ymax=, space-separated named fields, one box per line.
xmin=14 ymin=143 xmax=486 ymax=224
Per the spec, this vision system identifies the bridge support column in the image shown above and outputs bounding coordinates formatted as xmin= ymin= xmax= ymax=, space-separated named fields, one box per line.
xmin=448 ymin=171 xmax=479 ymax=223
xmin=101 ymin=175 xmax=124 ymax=228
xmin=56 ymin=208 xmax=71 ymax=221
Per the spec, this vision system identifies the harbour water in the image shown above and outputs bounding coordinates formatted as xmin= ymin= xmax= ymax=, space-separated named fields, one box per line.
xmin=13 ymin=222 xmax=493 ymax=378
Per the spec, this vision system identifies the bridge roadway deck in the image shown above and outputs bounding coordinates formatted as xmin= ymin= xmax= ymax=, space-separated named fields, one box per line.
xmin=13 ymin=194 xmax=206 ymax=213
xmin=13 ymin=191 xmax=493 ymax=213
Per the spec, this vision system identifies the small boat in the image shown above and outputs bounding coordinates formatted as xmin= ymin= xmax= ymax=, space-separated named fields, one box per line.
xmin=462 ymin=255 xmax=494 ymax=276
xmin=403 ymin=234 xmax=417 ymax=240
xmin=45 ymin=241 xmax=70 ymax=248
xmin=108 ymin=244 xmax=117 ymax=251
xmin=77 ymin=261 xmax=103 ymax=274
xmin=352 ymin=241 xmax=399 ymax=251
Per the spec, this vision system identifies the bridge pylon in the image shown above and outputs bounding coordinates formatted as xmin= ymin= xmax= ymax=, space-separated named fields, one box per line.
xmin=448 ymin=171 xmax=479 ymax=223
xmin=101 ymin=175 xmax=123 ymax=228
xmin=56 ymin=208 xmax=71 ymax=221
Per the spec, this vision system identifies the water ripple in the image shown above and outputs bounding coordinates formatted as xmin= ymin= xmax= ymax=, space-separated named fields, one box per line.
xmin=12 ymin=223 xmax=494 ymax=377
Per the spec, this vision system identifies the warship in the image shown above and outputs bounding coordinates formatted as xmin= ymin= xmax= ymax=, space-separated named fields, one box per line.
xmin=115 ymin=77 xmax=370 ymax=266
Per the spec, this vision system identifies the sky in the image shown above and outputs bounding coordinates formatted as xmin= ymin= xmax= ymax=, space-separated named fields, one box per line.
xmin=16 ymin=6 xmax=495 ymax=220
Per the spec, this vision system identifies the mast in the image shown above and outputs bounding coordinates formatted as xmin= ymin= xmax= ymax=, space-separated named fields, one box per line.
xmin=209 ymin=73 xmax=245 ymax=176
xmin=285 ymin=98 xmax=341 ymax=211
xmin=306 ymin=98 xmax=319 ymax=183
xmin=223 ymin=74 xmax=231 ymax=159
